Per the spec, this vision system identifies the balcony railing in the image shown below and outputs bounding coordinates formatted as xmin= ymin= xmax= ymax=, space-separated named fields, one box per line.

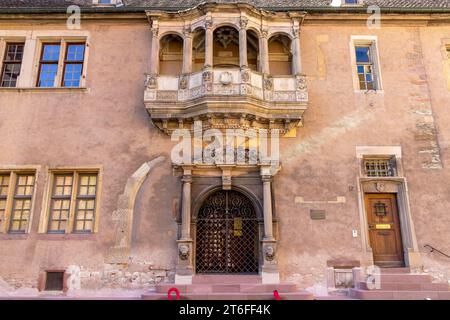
xmin=144 ymin=67 xmax=308 ymax=104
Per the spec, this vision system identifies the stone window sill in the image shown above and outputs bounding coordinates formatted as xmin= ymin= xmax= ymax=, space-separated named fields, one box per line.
xmin=354 ymin=89 xmax=384 ymax=94
xmin=0 ymin=87 xmax=89 ymax=93
xmin=0 ymin=233 xmax=29 ymax=240
xmin=36 ymin=233 xmax=97 ymax=240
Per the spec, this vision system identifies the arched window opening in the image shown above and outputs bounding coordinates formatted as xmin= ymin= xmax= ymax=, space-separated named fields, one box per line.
xmin=192 ymin=28 xmax=205 ymax=73
xmin=159 ymin=34 xmax=183 ymax=75
xmin=247 ymin=30 xmax=259 ymax=72
xmin=268 ymin=34 xmax=292 ymax=75
xmin=213 ymin=26 xmax=240 ymax=68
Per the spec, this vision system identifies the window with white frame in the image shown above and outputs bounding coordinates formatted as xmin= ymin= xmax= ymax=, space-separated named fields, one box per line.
xmin=0 ymin=170 xmax=36 ymax=234
xmin=351 ymin=38 xmax=382 ymax=91
xmin=1 ymin=42 xmax=25 ymax=87
xmin=44 ymin=170 xmax=100 ymax=234
xmin=37 ymin=41 xmax=86 ymax=88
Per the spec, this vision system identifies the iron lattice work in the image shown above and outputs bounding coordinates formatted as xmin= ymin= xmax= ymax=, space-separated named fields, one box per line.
xmin=196 ymin=190 xmax=259 ymax=274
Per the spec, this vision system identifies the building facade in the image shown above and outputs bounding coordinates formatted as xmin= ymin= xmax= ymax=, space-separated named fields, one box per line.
xmin=0 ymin=0 xmax=449 ymax=299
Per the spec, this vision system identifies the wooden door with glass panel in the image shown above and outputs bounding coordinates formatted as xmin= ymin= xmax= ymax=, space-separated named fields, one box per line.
xmin=365 ymin=193 xmax=404 ymax=267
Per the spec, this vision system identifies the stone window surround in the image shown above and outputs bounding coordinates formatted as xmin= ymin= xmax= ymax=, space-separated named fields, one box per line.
xmin=349 ymin=35 xmax=384 ymax=93
xmin=0 ymin=165 xmax=40 ymax=234
xmin=0 ymin=30 xmax=90 ymax=90
xmin=38 ymin=167 xmax=103 ymax=234
xmin=355 ymin=146 xmax=421 ymax=270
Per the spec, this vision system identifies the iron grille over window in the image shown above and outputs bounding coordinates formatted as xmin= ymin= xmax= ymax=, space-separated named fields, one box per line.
xmin=364 ymin=158 xmax=396 ymax=177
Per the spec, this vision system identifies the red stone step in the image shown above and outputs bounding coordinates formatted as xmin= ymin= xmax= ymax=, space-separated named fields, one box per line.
xmin=142 ymin=291 xmax=314 ymax=300
xmin=240 ymin=283 xmax=298 ymax=293
xmin=350 ymin=289 xmax=450 ymax=300
xmin=192 ymin=275 xmax=261 ymax=284
xmin=357 ymin=281 xmax=449 ymax=291
xmin=155 ymin=282 xmax=299 ymax=294
xmin=378 ymin=267 xmax=410 ymax=274
xmin=378 ymin=274 xmax=432 ymax=283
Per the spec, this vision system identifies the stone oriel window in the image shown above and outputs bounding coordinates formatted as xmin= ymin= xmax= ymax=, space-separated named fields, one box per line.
xmin=0 ymin=171 xmax=36 ymax=234
xmin=1 ymin=43 xmax=25 ymax=87
xmin=37 ymin=41 xmax=86 ymax=88
xmin=46 ymin=170 xmax=99 ymax=234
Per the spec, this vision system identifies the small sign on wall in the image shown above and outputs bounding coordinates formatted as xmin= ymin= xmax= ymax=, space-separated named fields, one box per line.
xmin=310 ymin=210 xmax=326 ymax=220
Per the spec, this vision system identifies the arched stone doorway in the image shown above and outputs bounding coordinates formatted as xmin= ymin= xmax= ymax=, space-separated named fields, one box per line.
xmin=195 ymin=189 xmax=259 ymax=274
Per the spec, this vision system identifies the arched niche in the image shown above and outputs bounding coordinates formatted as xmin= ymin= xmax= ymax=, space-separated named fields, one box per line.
xmin=213 ymin=26 xmax=240 ymax=68
xmin=268 ymin=33 xmax=293 ymax=75
xmin=247 ymin=29 xmax=260 ymax=71
xmin=159 ymin=33 xmax=184 ymax=75
xmin=192 ymin=28 xmax=205 ymax=72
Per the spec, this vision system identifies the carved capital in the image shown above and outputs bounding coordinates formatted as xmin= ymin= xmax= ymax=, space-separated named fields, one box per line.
xmin=183 ymin=26 xmax=192 ymax=37
xmin=205 ymin=19 xmax=213 ymax=30
xmin=240 ymin=17 xmax=248 ymax=29
xmin=260 ymin=28 xmax=269 ymax=38
xmin=150 ymin=27 xmax=159 ymax=37
xmin=292 ymin=27 xmax=300 ymax=38
xmin=261 ymin=175 xmax=272 ymax=183
xmin=182 ymin=175 xmax=192 ymax=184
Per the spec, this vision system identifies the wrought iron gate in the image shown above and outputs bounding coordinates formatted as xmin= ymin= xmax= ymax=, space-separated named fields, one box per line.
xmin=195 ymin=190 xmax=259 ymax=274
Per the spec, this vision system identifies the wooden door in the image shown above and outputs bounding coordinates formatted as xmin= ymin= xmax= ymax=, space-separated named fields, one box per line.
xmin=365 ymin=194 xmax=404 ymax=267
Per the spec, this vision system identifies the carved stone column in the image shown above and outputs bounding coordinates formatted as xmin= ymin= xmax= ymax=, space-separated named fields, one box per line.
xmin=180 ymin=174 xmax=192 ymax=240
xmin=239 ymin=18 xmax=248 ymax=68
xmin=176 ymin=172 xmax=194 ymax=284
xmin=182 ymin=27 xmax=193 ymax=74
xmin=292 ymin=26 xmax=302 ymax=75
xmin=259 ymin=28 xmax=270 ymax=74
xmin=261 ymin=170 xmax=279 ymax=284
xmin=262 ymin=175 xmax=274 ymax=241
xmin=149 ymin=25 xmax=159 ymax=75
xmin=204 ymin=20 xmax=213 ymax=68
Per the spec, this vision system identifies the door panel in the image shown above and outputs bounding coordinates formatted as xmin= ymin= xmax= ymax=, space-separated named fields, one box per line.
xmin=365 ymin=193 xmax=404 ymax=267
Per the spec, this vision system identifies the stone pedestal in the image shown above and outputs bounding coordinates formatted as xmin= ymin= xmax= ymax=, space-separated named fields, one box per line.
xmin=261 ymin=239 xmax=280 ymax=284
xmin=175 ymin=239 xmax=194 ymax=284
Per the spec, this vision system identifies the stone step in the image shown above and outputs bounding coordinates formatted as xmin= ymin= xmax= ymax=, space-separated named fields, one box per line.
xmin=349 ymin=289 xmax=450 ymax=300
xmin=377 ymin=274 xmax=433 ymax=284
xmin=155 ymin=283 xmax=298 ymax=294
xmin=142 ymin=291 xmax=314 ymax=300
xmin=192 ymin=275 xmax=261 ymax=284
xmin=378 ymin=267 xmax=411 ymax=274
xmin=357 ymin=281 xmax=450 ymax=291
